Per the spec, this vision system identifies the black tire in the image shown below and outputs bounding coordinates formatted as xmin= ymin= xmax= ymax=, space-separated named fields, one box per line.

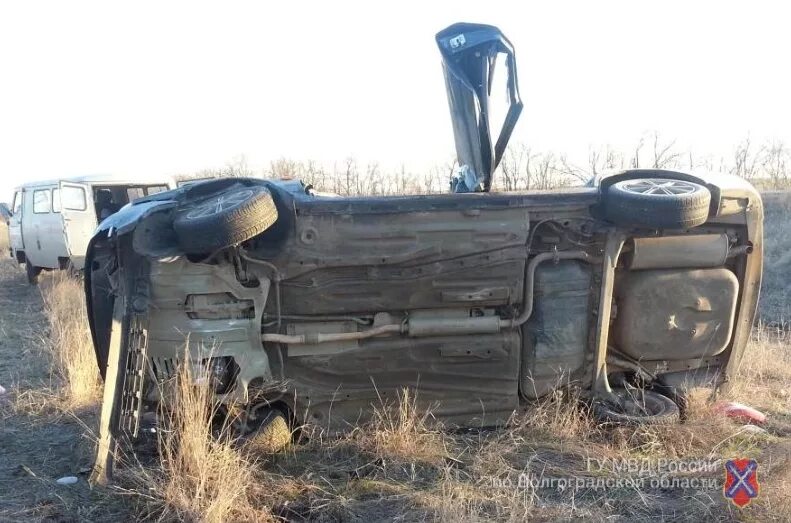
xmin=593 ymin=388 xmax=680 ymax=425
xmin=604 ymin=178 xmax=710 ymax=229
xmin=650 ymin=382 xmax=689 ymax=420
xmin=25 ymin=262 xmax=41 ymax=285
xmin=173 ymin=185 xmax=278 ymax=253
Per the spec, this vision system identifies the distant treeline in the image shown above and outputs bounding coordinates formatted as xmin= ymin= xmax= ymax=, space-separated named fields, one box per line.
xmin=176 ymin=133 xmax=791 ymax=195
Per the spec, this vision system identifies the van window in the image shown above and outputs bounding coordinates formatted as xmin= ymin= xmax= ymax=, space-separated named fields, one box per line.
xmin=147 ymin=185 xmax=169 ymax=195
xmin=12 ymin=191 xmax=22 ymax=214
xmin=52 ymin=188 xmax=61 ymax=213
xmin=127 ymin=187 xmax=145 ymax=201
xmin=33 ymin=189 xmax=51 ymax=213
xmin=62 ymin=186 xmax=87 ymax=211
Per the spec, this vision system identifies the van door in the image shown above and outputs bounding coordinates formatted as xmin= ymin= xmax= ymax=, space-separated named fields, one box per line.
xmin=59 ymin=182 xmax=96 ymax=270
xmin=24 ymin=188 xmax=52 ymax=267
xmin=30 ymin=187 xmax=63 ymax=269
xmin=8 ymin=190 xmax=24 ymax=257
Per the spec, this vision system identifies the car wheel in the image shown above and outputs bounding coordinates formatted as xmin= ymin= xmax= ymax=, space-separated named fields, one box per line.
xmin=245 ymin=408 xmax=291 ymax=453
xmin=650 ymin=382 xmax=689 ymax=419
xmin=173 ymin=185 xmax=278 ymax=253
xmin=604 ymin=178 xmax=710 ymax=229
xmin=593 ymin=388 xmax=680 ymax=425
xmin=25 ymin=262 xmax=41 ymax=285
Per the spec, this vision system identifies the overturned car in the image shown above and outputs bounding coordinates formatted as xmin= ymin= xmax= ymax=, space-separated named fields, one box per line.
xmin=87 ymin=24 xmax=762 ymax=482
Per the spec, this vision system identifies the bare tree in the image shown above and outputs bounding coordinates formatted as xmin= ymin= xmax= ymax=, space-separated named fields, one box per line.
xmin=731 ymin=136 xmax=764 ymax=180
xmin=630 ymin=137 xmax=645 ymax=168
xmin=762 ymin=141 xmax=789 ymax=189
xmin=582 ymin=145 xmax=624 ymax=177
xmin=269 ymin=157 xmax=301 ymax=179
xmin=501 ymin=145 xmax=525 ymax=191
xmin=176 ymin=133 xmax=791 ymax=197
xmin=422 ymin=159 xmax=456 ymax=193
xmin=558 ymin=154 xmax=590 ymax=185
xmin=221 ymin=155 xmax=255 ymax=177
xmin=337 ymin=157 xmax=357 ymax=196
xmin=519 ymin=145 xmax=536 ymax=190
xmin=302 ymin=159 xmax=328 ymax=189
xmin=364 ymin=162 xmax=382 ymax=195
xmin=175 ymin=154 xmax=256 ymax=182
xmin=651 ymin=132 xmax=681 ymax=169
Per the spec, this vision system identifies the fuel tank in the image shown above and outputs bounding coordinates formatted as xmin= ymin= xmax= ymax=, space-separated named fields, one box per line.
xmin=613 ymin=268 xmax=739 ymax=360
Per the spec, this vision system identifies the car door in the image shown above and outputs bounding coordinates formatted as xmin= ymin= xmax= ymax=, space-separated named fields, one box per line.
xmin=59 ymin=182 xmax=96 ymax=269
xmin=8 ymin=190 xmax=24 ymax=255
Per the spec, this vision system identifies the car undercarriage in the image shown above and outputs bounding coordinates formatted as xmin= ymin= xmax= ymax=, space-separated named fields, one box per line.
xmin=85 ymin=23 xmax=763 ymax=483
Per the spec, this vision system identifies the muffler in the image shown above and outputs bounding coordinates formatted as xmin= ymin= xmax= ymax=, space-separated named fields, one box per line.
xmin=626 ymin=234 xmax=730 ymax=270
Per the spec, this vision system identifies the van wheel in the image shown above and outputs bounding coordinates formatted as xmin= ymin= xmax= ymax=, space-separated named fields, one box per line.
xmin=593 ymin=388 xmax=680 ymax=425
xmin=173 ymin=185 xmax=278 ymax=253
xmin=25 ymin=262 xmax=41 ymax=285
xmin=604 ymin=178 xmax=710 ymax=229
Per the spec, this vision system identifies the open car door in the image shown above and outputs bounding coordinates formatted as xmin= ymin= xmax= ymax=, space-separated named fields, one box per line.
xmin=436 ymin=23 xmax=523 ymax=192
xmin=59 ymin=181 xmax=96 ymax=269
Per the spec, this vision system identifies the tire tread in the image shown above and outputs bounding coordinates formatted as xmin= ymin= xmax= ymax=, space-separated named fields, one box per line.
xmin=604 ymin=179 xmax=711 ymax=229
xmin=174 ymin=186 xmax=278 ymax=253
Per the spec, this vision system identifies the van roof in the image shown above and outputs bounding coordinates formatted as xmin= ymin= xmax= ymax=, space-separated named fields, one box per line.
xmin=13 ymin=173 xmax=173 ymax=190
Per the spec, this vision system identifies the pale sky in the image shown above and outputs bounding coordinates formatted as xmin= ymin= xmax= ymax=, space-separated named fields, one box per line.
xmin=1 ymin=1 xmax=789 ymax=202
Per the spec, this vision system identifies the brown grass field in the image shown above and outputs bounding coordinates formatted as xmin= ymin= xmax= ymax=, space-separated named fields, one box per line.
xmin=0 ymin=221 xmax=8 ymax=254
xmin=0 ymin=194 xmax=789 ymax=522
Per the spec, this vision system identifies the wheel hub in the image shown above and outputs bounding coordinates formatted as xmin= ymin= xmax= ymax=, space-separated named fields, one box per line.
xmin=621 ymin=178 xmax=698 ymax=196
xmin=185 ymin=189 xmax=254 ymax=219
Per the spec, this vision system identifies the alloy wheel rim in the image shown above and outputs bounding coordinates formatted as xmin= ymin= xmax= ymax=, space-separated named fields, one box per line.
xmin=185 ymin=189 xmax=254 ymax=219
xmin=621 ymin=179 xmax=698 ymax=196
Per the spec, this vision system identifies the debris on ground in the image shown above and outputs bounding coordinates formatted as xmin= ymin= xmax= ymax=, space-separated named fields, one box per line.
xmin=740 ymin=424 xmax=768 ymax=435
xmin=714 ymin=401 xmax=767 ymax=424
xmin=55 ymin=476 xmax=79 ymax=485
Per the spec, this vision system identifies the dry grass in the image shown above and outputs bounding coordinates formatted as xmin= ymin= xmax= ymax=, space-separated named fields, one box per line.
xmin=40 ymin=274 xmax=100 ymax=408
xmin=13 ymin=190 xmax=789 ymax=520
xmin=122 ymin=350 xmax=273 ymax=523
xmin=351 ymin=388 xmax=448 ymax=465
xmin=730 ymin=328 xmax=791 ymax=412
xmin=0 ymin=220 xmax=9 ymax=252
xmin=105 ymin=330 xmax=790 ymax=522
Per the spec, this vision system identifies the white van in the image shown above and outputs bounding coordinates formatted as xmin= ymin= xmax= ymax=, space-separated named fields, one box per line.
xmin=8 ymin=175 xmax=174 ymax=283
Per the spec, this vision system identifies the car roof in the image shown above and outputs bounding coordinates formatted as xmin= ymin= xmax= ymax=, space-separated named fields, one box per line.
xmin=13 ymin=173 xmax=172 ymax=190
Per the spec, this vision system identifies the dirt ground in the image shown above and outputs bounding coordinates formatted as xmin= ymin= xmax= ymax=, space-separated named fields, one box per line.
xmin=0 ymin=263 xmax=129 ymax=521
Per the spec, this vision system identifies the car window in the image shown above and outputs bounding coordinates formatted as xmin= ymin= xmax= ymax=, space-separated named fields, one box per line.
xmin=61 ymin=186 xmax=87 ymax=211
xmin=12 ymin=191 xmax=22 ymax=214
xmin=52 ymin=188 xmax=61 ymax=213
xmin=33 ymin=189 xmax=51 ymax=213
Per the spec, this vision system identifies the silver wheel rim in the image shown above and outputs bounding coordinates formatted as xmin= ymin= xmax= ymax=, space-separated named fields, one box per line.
xmin=620 ymin=179 xmax=698 ymax=196
xmin=185 ymin=189 xmax=254 ymax=219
